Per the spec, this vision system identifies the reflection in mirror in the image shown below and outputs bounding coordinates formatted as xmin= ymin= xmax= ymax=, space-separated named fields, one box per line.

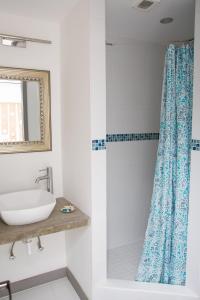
xmin=0 ymin=67 xmax=51 ymax=154
xmin=0 ymin=79 xmax=40 ymax=143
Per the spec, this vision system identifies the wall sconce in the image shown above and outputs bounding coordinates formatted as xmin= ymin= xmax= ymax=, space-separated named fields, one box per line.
xmin=0 ymin=37 xmax=26 ymax=48
xmin=0 ymin=33 xmax=52 ymax=48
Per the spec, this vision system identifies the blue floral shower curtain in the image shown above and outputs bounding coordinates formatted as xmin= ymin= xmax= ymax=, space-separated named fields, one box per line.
xmin=136 ymin=43 xmax=194 ymax=286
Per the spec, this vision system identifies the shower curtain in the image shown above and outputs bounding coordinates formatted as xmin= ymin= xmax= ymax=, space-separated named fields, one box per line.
xmin=136 ymin=43 xmax=194 ymax=286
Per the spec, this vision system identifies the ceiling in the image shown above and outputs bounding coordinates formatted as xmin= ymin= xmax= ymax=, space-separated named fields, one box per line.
xmin=0 ymin=0 xmax=79 ymax=22
xmin=106 ymin=0 xmax=195 ymax=44
xmin=0 ymin=0 xmax=195 ymax=41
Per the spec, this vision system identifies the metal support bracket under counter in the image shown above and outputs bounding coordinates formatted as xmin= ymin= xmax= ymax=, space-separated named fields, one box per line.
xmin=0 ymin=198 xmax=89 ymax=245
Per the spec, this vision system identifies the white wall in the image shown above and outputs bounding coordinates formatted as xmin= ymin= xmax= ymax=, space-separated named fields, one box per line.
xmin=61 ymin=0 xmax=92 ymax=297
xmin=90 ymin=0 xmax=107 ymax=290
xmin=0 ymin=13 xmax=65 ymax=282
xmin=60 ymin=2 xmax=107 ymax=298
xmin=107 ymin=42 xmax=164 ymax=249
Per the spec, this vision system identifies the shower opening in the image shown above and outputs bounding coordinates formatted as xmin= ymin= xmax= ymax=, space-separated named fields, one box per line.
xmin=106 ymin=0 xmax=195 ymax=285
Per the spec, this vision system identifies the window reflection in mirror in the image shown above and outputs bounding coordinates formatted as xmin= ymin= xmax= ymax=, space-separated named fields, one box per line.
xmin=0 ymin=79 xmax=41 ymax=143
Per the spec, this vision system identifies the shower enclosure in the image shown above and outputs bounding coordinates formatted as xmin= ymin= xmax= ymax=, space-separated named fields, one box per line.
xmin=106 ymin=0 xmax=195 ymax=284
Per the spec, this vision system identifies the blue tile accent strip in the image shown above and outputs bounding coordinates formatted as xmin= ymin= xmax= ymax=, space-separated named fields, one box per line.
xmin=192 ymin=139 xmax=200 ymax=151
xmin=92 ymin=133 xmax=159 ymax=151
xmin=92 ymin=136 xmax=200 ymax=151
xmin=92 ymin=139 xmax=106 ymax=151
xmin=106 ymin=133 xmax=159 ymax=143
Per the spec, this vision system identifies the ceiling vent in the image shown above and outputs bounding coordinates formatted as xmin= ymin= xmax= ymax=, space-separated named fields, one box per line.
xmin=131 ymin=0 xmax=160 ymax=11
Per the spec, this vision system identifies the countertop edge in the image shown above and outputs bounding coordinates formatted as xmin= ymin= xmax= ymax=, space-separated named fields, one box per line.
xmin=0 ymin=197 xmax=90 ymax=245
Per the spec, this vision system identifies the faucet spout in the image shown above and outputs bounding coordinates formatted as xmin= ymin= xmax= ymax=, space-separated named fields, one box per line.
xmin=35 ymin=167 xmax=53 ymax=194
xmin=35 ymin=175 xmax=48 ymax=184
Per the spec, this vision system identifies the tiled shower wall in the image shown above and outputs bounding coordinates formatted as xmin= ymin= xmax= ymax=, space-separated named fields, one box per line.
xmin=106 ymin=41 xmax=165 ymax=250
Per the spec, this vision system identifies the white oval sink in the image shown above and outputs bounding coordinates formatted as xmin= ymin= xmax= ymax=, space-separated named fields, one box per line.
xmin=0 ymin=190 xmax=56 ymax=226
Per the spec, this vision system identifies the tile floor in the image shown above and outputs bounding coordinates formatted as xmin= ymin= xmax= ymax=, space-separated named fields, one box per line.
xmin=107 ymin=241 xmax=143 ymax=281
xmin=2 ymin=278 xmax=80 ymax=300
xmin=2 ymin=242 xmax=143 ymax=299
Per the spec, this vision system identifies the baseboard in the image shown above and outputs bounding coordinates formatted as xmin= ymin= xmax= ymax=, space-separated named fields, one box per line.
xmin=0 ymin=267 xmax=89 ymax=300
xmin=0 ymin=267 xmax=88 ymax=299
xmin=66 ymin=267 xmax=89 ymax=300
xmin=0 ymin=267 xmax=67 ymax=298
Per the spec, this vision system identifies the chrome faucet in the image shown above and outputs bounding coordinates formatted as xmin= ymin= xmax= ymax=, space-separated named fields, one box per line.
xmin=35 ymin=167 xmax=53 ymax=194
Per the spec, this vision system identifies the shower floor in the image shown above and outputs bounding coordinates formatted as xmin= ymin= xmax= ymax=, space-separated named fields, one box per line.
xmin=107 ymin=241 xmax=143 ymax=281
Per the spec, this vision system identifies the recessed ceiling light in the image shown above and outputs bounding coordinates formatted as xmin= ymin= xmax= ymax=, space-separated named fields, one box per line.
xmin=160 ymin=17 xmax=174 ymax=24
xmin=132 ymin=0 xmax=160 ymax=11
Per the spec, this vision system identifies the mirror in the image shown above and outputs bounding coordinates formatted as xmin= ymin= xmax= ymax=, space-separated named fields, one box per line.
xmin=0 ymin=79 xmax=41 ymax=142
xmin=0 ymin=67 xmax=51 ymax=153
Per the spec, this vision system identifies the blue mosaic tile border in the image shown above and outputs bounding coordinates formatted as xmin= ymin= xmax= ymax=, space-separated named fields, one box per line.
xmin=106 ymin=133 xmax=159 ymax=143
xmin=192 ymin=139 xmax=200 ymax=151
xmin=92 ymin=136 xmax=200 ymax=151
xmin=92 ymin=139 xmax=106 ymax=151
xmin=92 ymin=133 xmax=159 ymax=151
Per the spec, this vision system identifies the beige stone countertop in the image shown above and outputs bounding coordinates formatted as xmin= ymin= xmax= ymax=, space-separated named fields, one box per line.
xmin=0 ymin=198 xmax=89 ymax=245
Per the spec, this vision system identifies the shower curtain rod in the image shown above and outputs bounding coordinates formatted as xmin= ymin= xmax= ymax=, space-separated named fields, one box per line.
xmin=106 ymin=42 xmax=114 ymax=46
xmin=171 ymin=38 xmax=194 ymax=44
xmin=106 ymin=38 xmax=194 ymax=47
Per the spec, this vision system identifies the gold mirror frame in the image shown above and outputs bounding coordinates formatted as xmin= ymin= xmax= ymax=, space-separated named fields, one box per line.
xmin=0 ymin=67 xmax=52 ymax=154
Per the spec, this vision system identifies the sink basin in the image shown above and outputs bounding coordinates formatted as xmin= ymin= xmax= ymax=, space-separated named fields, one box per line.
xmin=0 ymin=190 xmax=56 ymax=226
